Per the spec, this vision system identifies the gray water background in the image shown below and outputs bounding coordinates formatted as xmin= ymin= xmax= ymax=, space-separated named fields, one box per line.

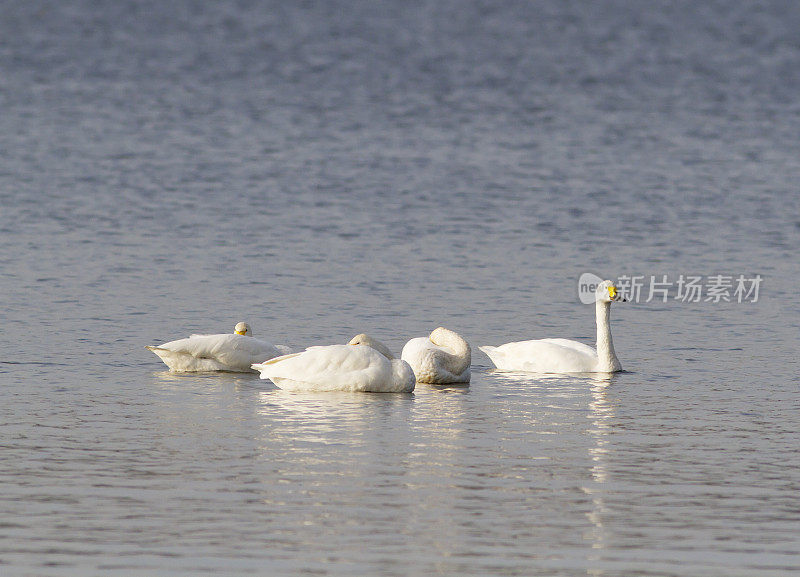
xmin=1 ymin=1 xmax=799 ymax=575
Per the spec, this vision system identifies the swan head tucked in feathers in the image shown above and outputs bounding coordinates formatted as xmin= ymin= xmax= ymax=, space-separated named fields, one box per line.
xmin=234 ymin=322 xmax=251 ymax=336
xmin=429 ymin=327 xmax=454 ymax=345
xmin=596 ymin=280 xmax=627 ymax=304
xmin=348 ymin=334 xmax=395 ymax=359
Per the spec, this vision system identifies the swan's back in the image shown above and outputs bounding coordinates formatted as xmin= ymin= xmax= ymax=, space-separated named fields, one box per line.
xmin=480 ymin=339 xmax=598 ymax=373
xmin=253 ymin=344 xmax=415 ymax=392
xmin=537 ymin=338 xmax=596 ymax=357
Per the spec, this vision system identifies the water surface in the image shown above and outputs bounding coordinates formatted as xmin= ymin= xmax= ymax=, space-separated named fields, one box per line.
xmin=1 ymin=1 xmax=799 ymax=575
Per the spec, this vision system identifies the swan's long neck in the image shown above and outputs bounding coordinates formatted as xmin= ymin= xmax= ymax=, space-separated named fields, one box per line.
xmin=595 ymin=301 xmax=621 ymax=372
xmin=430 ymin=327 xmax=471 ymax=375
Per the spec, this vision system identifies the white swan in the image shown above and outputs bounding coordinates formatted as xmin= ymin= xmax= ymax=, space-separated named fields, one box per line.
xmin=252 ymin=334 xmax=415 ymax=393
xmin=401 ymin=327 xmax=471 ymax=384
xmin=146 ymin=322 xmax=292 ymax=372
xmin=480 ymin=280 xmax=627 ymax=373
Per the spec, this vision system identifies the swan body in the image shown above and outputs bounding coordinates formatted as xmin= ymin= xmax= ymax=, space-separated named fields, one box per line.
xmin=146 ymin=322 xmax=291 ymax=372
xmin=480 ymin=280 xmax=626 ymax=373
xmin=252 ymin=334 xmax=415 ymax=393
xmin=401 ymin=327 xmax=471 ymax=384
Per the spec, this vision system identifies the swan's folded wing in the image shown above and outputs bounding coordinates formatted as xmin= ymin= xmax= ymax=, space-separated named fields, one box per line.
xmin=252 ymin=351 xmax=303 ymax=372
xmin=253 ymin=345 xmax=391 ymax=390
xmin=538 ymin=338 xmax=596 ymax=357
xmin=152 ymin=334 xmax=283 ymax=370
xmin=156 ymin=334 xmax=230 ymax=357
xmin=400 ymin=337 xmax=432 ymax=363
xmin=481 ymin=339 xmax=597 ymax=372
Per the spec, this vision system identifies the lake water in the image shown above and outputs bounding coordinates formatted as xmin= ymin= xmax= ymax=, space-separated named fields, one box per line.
xmin=1 ymin=1 xmax=799 ymax=575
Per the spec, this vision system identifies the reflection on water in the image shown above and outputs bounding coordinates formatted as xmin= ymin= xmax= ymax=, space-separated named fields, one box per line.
xmin=487 ymin=369 xmax=616 ymax=388
xmin=150 ymin=369 xmax=266 ymax=387
xmin=585 ymin=382 xmax=615 ymax=573
xmin=476 ymin=369 xmax=621 ymax=573
xmin=255 ymin=388 xmax=414 ymax=443
xmin=587 ymin=382 xmax=615 ymax=485
xmin=414 ymin=382 xmax=471 ymax=394
xmin=2 ymin=357 xmax=796 ymax=576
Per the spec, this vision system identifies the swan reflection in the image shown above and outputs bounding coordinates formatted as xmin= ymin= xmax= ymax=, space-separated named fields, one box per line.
xmin=150 ymin=369 xmax=263 ymax=389
xmin=585 ymin=380 xmax=616 ymax=571
xmin=482 ymin=366 xmax=618 ymax=569
xmin=486 ymin=369 xmax=615 ymax=388
xmin=254 ymin=389 xmax=415 ymax=445
xmin=414 ymin=382 xmax=470 ymax=394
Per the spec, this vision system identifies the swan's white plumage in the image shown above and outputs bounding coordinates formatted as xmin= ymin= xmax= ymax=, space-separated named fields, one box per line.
xmin=252 ymin=335 xmax=415 ymax=393
xmin=479 ymin=339 xmax=599 ymax=373
xmin=480 ymin=280 xmax=625 ymax=374
xmin=146 ymin=323 xmax=290 ymax=372
xmin=401 ymin=327 xmax=471 ymax=384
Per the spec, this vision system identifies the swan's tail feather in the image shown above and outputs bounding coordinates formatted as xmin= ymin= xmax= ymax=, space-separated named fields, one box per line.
xmin=251 ymin=351 xmax=302 ymax=372
xmin=478 ymin=346 xmax=500 ymax=369
xmin=146 ymin=345 xmax=191 ymax=358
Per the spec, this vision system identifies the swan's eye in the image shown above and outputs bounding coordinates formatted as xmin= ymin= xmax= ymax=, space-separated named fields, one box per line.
xmin=608 ymin=286 xmax=617 ymax=299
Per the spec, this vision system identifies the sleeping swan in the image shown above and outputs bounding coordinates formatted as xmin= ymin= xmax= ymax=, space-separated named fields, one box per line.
xmin=480 ymin=280 xmax=627 ymax=373
xmin=401 ymin=327 xmax=471 ymax=384
xmin=252 ymin=334 xmax=415 ymax=393
xmin=146 ymin=322 xmax=291 ymax=372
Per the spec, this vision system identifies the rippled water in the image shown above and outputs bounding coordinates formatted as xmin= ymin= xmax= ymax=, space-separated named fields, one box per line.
xmin=1 ymin=1 xmax=799 ymax=575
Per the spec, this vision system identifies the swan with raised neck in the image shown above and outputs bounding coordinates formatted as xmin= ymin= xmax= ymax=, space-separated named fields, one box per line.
xmin=594 ymin=281 xmax=622 ymax=372
xmin=479 ymin=280 xmax=626 ymax=373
